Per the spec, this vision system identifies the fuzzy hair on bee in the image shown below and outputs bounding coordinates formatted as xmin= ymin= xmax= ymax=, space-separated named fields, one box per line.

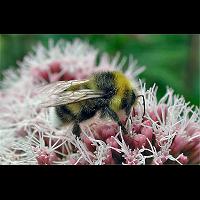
xmin=38 ymin=71 xmax=145 ymax=137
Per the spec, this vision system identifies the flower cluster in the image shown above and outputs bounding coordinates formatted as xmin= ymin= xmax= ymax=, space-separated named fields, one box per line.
xmin=0 ymin=39 xmax=199 ymax=165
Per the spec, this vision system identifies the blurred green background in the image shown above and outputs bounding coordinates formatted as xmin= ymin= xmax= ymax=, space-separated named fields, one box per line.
xmin=0 ymin=34 xmax=199 ymax=106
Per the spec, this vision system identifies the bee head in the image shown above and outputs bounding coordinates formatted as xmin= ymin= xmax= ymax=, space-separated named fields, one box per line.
xmin=122 ymin=90 xmax=136 ymax=116
xmin=122 ymin=90 xmax=145 ymax=118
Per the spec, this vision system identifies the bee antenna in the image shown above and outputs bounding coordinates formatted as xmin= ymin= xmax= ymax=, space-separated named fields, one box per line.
xmin=136 ymin=95 xmax=145 ymax=117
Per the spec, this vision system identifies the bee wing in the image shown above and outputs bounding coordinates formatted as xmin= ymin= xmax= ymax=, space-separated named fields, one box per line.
xmin=39 ymin=89 xmax=104 ymax=108
xmin=37 ymin=79 xmax=90 ymax=96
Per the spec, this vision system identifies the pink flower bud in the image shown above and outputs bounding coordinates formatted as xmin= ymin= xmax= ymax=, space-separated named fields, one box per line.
xmin=31 ymin=68 xmax=49 ymax=81
xmin=188 ymin=144 xmax=200 ymax=162
xmin=185 ymin=122 xmax=200 ymax=136
xmin=103 ymin=149 xmax=115 ymax=165
xmin=96 ymin=124 xmax=117 ymax=141
xmin=140 ymin=126 xmax=153 ymax=142
xmin=111 ymin=123 xmax=119 ymax=130
xmin=182 ymin=131 xmax=200 ymax=154
xmin=61 ymin=72 xmax=75 ymax=81
xmin=92 ymin=131 xmax=101 ymax=140
xmin=106 ymin=137 xmax=119 ymax=149
xmin=149 ymin=111 xmax=158 ymax=122
xmin=143 ymin=120 xmax=152 ymax=127
xmin=183 ymin=141 xmax=196 ymax=152
xmin=35 ymin=149 xmax=58 ymax=165
xmin=49 ymin=61 xmax=62 ymax=73
xmin=123 ymin=134 xmax=135 ymax=149
xmin=133 ymin=134 xmax=147 ymax=149
xmin=40 ymin=70 xmax=49 ymax=82
xmin=132 ymin=124 xmax=141 ymax=133
xmin=178 ymin=154 xmax=189 ymax=164
xmin=170 ymin=135 xmax=187 ymax=155
xmin=82 ymin=136 xmax=96 ymax=152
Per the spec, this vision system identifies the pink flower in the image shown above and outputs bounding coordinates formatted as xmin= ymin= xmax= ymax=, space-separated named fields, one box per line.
xmin=34 ymin=147 xmax=59 ymax=165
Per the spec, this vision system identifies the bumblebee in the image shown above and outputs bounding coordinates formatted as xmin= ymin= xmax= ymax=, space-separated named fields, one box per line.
xmin=39 ymin=71 xmax=145 ymax=137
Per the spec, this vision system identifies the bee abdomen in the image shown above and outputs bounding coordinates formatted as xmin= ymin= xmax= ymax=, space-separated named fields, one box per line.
xmin=55 ymin=105 xmax=74 ymax=124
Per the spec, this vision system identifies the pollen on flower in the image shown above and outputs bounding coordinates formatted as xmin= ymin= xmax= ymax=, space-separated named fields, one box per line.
xmin=0 ymin=39 xmax=199 ymax=165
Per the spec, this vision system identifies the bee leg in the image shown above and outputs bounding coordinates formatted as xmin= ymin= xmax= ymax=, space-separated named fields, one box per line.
xmin=72 ymin=122 xmax=81 ymax=138
xmin=125 ymin=107 xmax=132 ymax=124
xmin=104 ymin=107 xmax=128 ymax=135
xmin=99 ymin=107 xmax=107 ymax=119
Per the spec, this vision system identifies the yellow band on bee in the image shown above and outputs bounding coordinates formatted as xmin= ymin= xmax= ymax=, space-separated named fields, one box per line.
xmin=109 ymin=71 xmax=133 ymax=112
